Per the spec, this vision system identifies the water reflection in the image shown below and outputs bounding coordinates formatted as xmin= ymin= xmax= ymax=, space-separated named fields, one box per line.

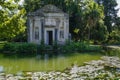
xmin=44 ymin=54 xmax=49 ymax=70
xmin=0 ymin=66 xmax=4 ymax=72
xmin=0 ymin=53 xmax=67 ymax=73
xmin=36 ymin=55 xmax=41 ymax=60
xmin=0 ymin=52 xmax=98 ymax=74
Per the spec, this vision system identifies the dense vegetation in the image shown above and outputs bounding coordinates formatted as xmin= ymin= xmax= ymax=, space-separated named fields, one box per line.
xmin=0 ymin=0 xmax=120 ymax=44
xmin=2 ymin=42 xmax=37 ymax=56
xmin=0 ymin=0 xmax=120 ymax=78
xmin=0 ymin=0 xmax=26 ymax=41
xmin=1 ymin=41 xmax=102 ymax=57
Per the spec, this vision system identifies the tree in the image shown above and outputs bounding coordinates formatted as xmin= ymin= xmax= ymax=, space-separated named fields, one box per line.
xmin=24 ymin=0 xmax=107 ymax=42
xmin=116 ymin=17 xmax=120 ymax=30
xmin=0 ymin=0 xmax=26 ymax=41
xmin=95 ymin=0 xmax=118 ymax=33
xmin=24 ymin=0 xmax=66 ymax=13
xmin=83 ymin=0 xmax=105 ymax=41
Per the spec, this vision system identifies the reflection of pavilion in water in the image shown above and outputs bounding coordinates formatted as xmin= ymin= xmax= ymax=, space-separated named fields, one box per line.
xmin=36 ymin=53 xmax=66 ymax=70
xmin=0 ymin=66 xmax=4 ymax=72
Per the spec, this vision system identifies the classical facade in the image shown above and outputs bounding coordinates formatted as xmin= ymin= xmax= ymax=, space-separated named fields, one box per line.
xmin=27 ymin=5 xmax=69 ymax=45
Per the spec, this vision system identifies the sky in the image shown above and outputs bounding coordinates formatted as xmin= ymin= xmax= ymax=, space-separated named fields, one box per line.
xmin=116 ymin=0 xmax=120 ymax=16
xmin=19 ymin=0 xmax=24 ymax=5
xmin=19 ymin=0 xmax=120 ymax=16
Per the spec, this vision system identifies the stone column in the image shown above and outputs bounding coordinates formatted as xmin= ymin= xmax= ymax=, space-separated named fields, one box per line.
xmin=55 ymin=19 xmax=60 ymax=42
xmin=27 ymin=18 xmax=30 ymax=42
xmin=41 ymin=19 xmax=44 ymax=42
xmin=32 ymin=19 xmax=35 ymax=42
xmin=30 ymin=19 xmax=33 ymax=42
xmin=55 ymin=28 xmax=58 ymax=42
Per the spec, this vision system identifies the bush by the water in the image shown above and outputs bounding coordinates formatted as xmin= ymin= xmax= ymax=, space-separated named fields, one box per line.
xmin=2 ymin=43 xmax=37 ymax=56
xmin=60 ymin=41 xmax=102 ymax=53
xmin=1 ymin=41 xmax=102 ymax=56
xmin=106 ymin=30 xmax=120 ymax=45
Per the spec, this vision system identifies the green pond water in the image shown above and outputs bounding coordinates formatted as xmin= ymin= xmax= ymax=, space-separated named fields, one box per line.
xmin=0 ymin=53 xmax=102 ymax=74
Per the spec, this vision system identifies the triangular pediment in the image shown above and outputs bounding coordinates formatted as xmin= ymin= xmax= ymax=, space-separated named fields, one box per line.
xmin=40 ymin=4 xmax=63 ymax=13
xmin=28 ymin=5 xmax=67 ymax=16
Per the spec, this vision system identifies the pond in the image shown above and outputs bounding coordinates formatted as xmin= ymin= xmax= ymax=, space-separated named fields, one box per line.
xmin=0 ymin=53 xmax=102 ymax=74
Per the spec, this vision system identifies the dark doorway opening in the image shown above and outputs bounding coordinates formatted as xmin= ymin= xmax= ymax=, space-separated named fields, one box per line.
xmin=47 ymin=31 xmax=53 ymax=45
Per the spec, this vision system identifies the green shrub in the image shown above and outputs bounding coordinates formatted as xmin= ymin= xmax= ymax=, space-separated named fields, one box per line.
xmin=107 ymin=30 xmax=120 ymax=45
xmin=17 ymin=43 xmax=37 ymax=56
xmin=2 ymin=43 xmax=37 ymax=56
xmin=61 ymin=41 xmax=102 ymax=53
xmin=85 ymin=45 xmax=102 ymax=52
xmin=38 ymin=40 xmax=45 ymax=54
xmin=2 ymin=43 xmax=19 ymax=54
xmin=0 ymin=41 xmax=7 ymax=52
xmin=52 ymin=41 xmax=59 ymax=52
xmin=106 ymin=49 xmax=120 ymax=57
xmin=2 ymin=41 xmax=103 ymax=56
